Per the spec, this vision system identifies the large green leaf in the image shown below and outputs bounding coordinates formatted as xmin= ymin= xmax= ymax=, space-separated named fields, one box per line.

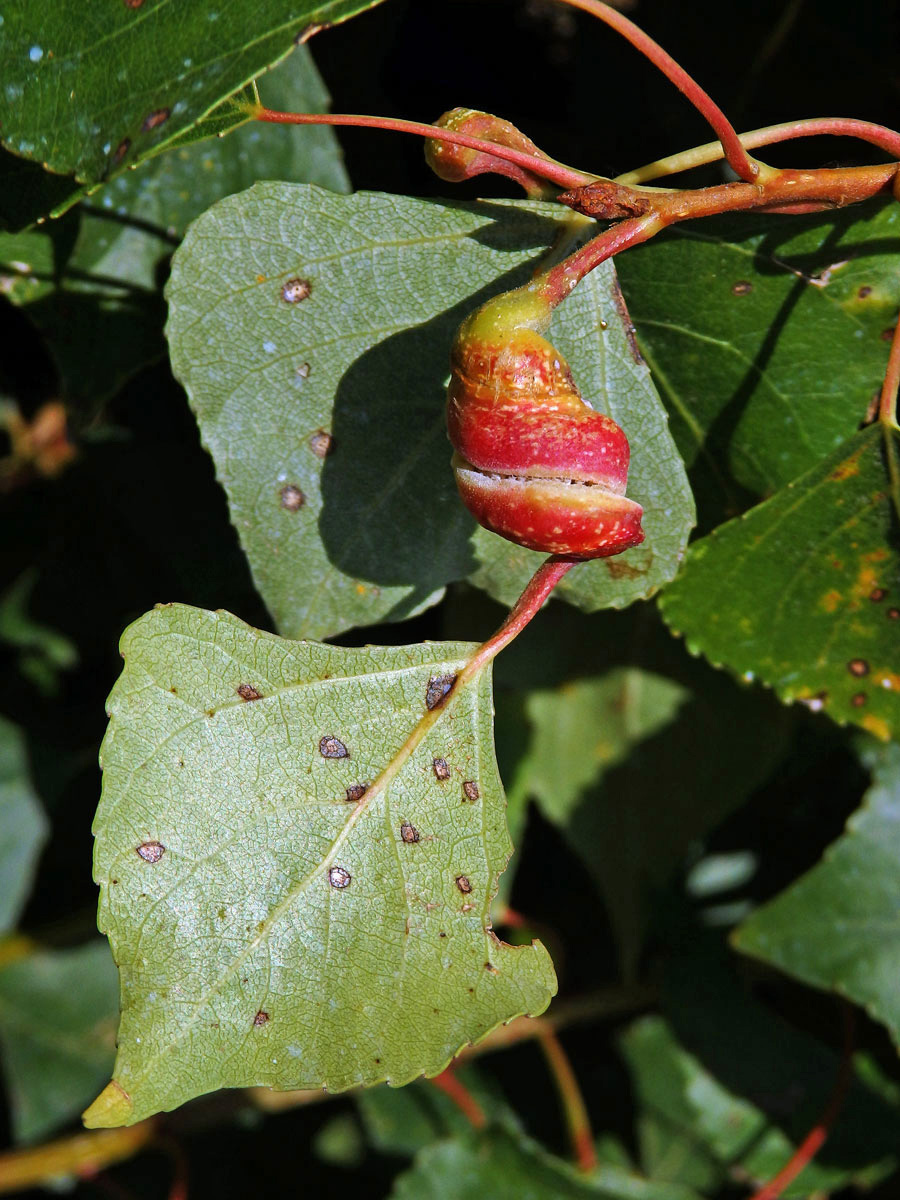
xmin=0 ymin=941 xmax=118 ymax=1142
xmin=0 ymin=716 xmax=48 ymax=936
xmin=0 ymin=0 xmax=383 ymax=189
xmin=391 ymin=1122 xmax=702 ymax=1200
xmin=0 ymin=49 xmax=346 ymax=406
xmin=621 ymin=1014 xmax=896 ymax=1197
xmin=85 ymin=604 xmax=555 ymax=1126
xmin=616 ymin=202 xmax=900 ymax=518
xmin=734 ymin=741 xmax=900 ymax=1048
xmin=660 ymin=422 xmax=900 ymax=740
xmin=166 ymin=186 xmax=693 ymax=638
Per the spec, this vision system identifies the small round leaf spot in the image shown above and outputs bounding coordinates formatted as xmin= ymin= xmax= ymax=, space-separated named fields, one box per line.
xmin=329 ymin=866 xmax=352 ymax=889
xmin=870 ymin=588 xmax=887 ymax=602
xmin=136 ymin=841 xmax=165 ymax=863
xmin=141 ymin=108 xmax=171 ymax=132
xmin=309 ymin=430 xmax=333 ymax=458
xmin=425 ymin=674 xmax=457 ymax=711
xmin=112 ymin=138 xmax=131 ymax=165
xmin=848 ymin=659 xmax=870 ymax=677
xmin=237 ymin=683 xmax=263 ymax=701
xmin=345 ymin=783 xmax=368 ymax=803
xmin=319 ymin=735 xmax=349 ymax=759
xmin=887 ymin=608 xmax=900 ymax=621
xmin=282 ymin=277 xmax=312 ymax=303
xmin=279 ymin=484 xmax=305 ymax=512
xmin=462 ymin=780 xmax=480 ymax=802
xmin=858 ymin=285 xmax=873 ymax=299
xmin=253 ymin=1010 xmax=269 ymax=1027
xmin=400 ymin=821 xmax=420 ymax=844
xmin=731 ymin=280 xmax=752 ymax=295
xmin=432 ymin=757 xmax=451 ymax=780
xmin=851 ymin=692 xmax=868 ymax=707
xmin=455 ymin=875 xmax=472 ymax=894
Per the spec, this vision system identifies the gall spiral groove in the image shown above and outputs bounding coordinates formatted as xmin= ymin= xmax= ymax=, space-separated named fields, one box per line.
xmin=447 ymin=286 xmax=644 ymax=558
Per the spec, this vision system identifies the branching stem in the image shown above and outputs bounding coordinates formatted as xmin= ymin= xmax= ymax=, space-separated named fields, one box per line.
xmin=617 ymin=118 xmax=900 ymax=185
xmin=552 ymin=0 xmax=760 ymax=181
xmin=254 ymin=107 xmax=595 ymax=191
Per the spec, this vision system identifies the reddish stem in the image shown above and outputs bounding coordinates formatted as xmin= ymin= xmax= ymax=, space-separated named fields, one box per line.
xmin=879 ymin=307 xmax=900 ymax=427
xmin=537 ymin=1029 xmax=598 ymax=1173
xmin=538 ymin=213 xmax=665 ymax=308
xmin=748 ymin=1004 xmax=855 ymax=1200
xmin=255 ymin=108 xmax=594 ymax=191
xmin=459 ymin=556 xmax=577 ymax=683
xmin=553 ymin=0 xmax=758 ymax=181
xmin=429 ymin=1067 xmax=487 ymax=1129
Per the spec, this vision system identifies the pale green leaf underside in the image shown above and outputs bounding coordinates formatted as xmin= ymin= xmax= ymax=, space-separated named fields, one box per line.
xmin=87 ymin=604 xmax=555 ymax=1125
xmin=165 ymin=184 xmax=693 ymax=638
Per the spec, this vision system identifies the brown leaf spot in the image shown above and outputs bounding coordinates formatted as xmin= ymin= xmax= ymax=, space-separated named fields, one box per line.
xmin=870 ymin=588 xmax=888 ymax=602
xmin=237 ymin=683 xmax=262 ymax=701
xmin=141 ymin=108 xmax=171 ymax=132
xmin=319 ymin=735 xmax=349 ymax=759
xmin=462 ymin=781 xmax=479 ymax=802
xmin=136 ymin=841 xmax=165 ymax=863
xmin=124 ymin=0 xmax=144 ymax=7
xmin=847 ymin=659 xmax=870 ymax=677
xmin=432 ymin=757 xmax=451 ymax=780
xmin=279 ymin=484 xmax=305 ymax=511
xmin=455 ymin=875 xmax=473 ymax=894
xmin=858 ymin=285 xmax=873 ymax=299
xmin=851 ymin=692 xmax=868 ymax=707
xmin=484 ymin=962 xmax=499 ymax=975
xmin=281 ymin=277 xmax=312 ymax=303
xmin=345 ymin=783 xmax=368 ymax=803
xmin=111 ymin=137 xmax=131 ymax=166
xmin=329 ymin=865 xmax=351 ymax=889
xmin=881 ymin=326 xmax=896 ymax=342
xmin=426 ymin=673 xmax=457 ymax=711
xmin=820 ymin=589 xmax=842 ymax=613
xmin=253 ymin=1010 xmax=269 ymax=1027
xmin=888 ymin=608 xmax=900 ymax=620
xmin=296 ymin=362 xmax=311 ymax=380
xmin=400 ymin=821 xmax=420 ymax=844
xmin=731 ymin=280 xmax=753 ymax=295
xmin=606 ymin=558 xmax=645 ymax=581
xmin=309 ymin=430 xmax=333 ymax=458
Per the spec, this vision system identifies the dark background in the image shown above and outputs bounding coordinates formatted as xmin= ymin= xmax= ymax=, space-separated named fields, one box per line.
xmin=3 ymin=1 xmax=900 ymax=1196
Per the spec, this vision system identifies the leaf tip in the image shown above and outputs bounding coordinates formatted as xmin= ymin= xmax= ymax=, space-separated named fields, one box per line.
xmin=83 ymin=1080 xmax=134 ymax=1128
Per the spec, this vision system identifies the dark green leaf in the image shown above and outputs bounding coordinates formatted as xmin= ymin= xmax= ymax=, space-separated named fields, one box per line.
xmin=621 ymin=1013 xmax=896 ymax=1197
xmin=735 ymin=740 xmax=900 ymax=1048
xmin=660 ymin=423 xmax=900 ymax=740
xmin=391 ymin=1122 xmax=702 ymax=1200
xmin=86 ymin=604 xmax=555 ymax=1126
xmin=0 ymin=0 xmax=384 ymax=187
xmin=0 ymin=941 xmax=118 ymax=1141
xmin=0 ymin=716 xmax=48 ymax=936
xmin=514 ymin=664 xmax=790 ymax=976
xmin=617 ymin=203 xmax=900 ymax=518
